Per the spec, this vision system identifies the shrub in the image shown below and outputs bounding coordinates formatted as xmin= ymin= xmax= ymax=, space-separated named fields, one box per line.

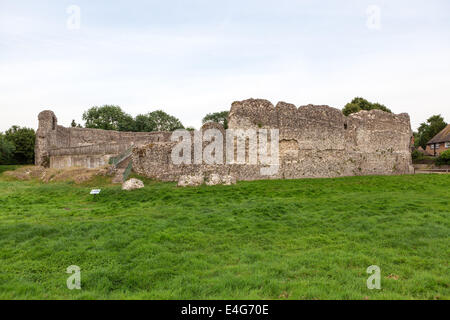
xmin=0 ymin=135 xmax=16 ymax=164
xmin=411 ymin=150 xmax=424 ymax=161
xmin=3 ymin=126 xmax=35 ymax=164
xmin=342 ymin=97 xmax=391 ymax=116
xmin=436 ymin=149 xmax=450 ymax=166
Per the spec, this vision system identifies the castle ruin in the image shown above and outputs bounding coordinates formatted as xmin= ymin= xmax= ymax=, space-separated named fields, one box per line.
xmin=35 ymin=99 xmax=414 ymax=181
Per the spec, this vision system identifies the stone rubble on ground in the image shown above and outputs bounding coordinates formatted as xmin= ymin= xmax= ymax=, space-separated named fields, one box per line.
xmin=221 ymin=175 xmax=237 ymax=185
xmin=206 ymin=174 xmax=237 ymax=186
xmin=177 ymin=175 xmax=204 ymax=187
xmin=178 ymin=174 xmax=237 ymax=187
xmin=205 ymin=174 xmax=222 ymax=186
xmin=122 ymin=178 xmax=145 ymax=191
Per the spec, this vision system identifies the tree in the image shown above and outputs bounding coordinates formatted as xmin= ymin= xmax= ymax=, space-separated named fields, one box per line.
xmin=416 ymin=115 xmax=447 ymax=149
xmin=82 ymin=105 xmax=135 ymax=131
xmin=134 ymin=114 xmax=154 ymax=132
xmin=4 ymin=126 xmax=36 ymax=164
xmin=202 ymin=111 xmax=229 ymax=129
xmin=135 ymin=110 xmax=184 ymax=132
xmin=413 ymin=131 xmax=420 ymax=148
xmin=71 ymin=120 xmax=82 ymax=128
xmin=0 ymin=134 xmax=15 ymax=164
xmin=342 ymin=97 xmax=392 ymax=116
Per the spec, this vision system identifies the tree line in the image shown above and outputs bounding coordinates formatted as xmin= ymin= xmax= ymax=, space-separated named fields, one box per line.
xmin=0 ymin=100 xmax=447 ymax=165
xmin=0 ymin=105 xmax=226 ymax=165
xmin=0 ymin=126 xmax=36 ymax=165
xmin=80 ymin=105 xmax=185 ymax=132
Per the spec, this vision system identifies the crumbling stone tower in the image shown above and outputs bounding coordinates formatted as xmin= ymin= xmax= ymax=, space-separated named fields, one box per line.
xmin=35 ymin=110 xmax=58 ymax=167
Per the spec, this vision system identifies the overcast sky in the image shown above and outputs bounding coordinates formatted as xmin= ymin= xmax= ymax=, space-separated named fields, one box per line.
xmin=1 ymin=0 xmax=449 ymax=132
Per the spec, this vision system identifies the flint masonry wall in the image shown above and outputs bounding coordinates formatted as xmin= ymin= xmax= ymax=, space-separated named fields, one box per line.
xmin=132 ymin=122 xmax=231 ymax=181
xmin=132 ymin=99 xmax=414 ymax=181
xmin=35 ymin=110 xmax=171 ymax=169
xmin=228 ymin=99 xmax=413 ymax=179
xmin=36 ymin=98 xmax=414 ymax=179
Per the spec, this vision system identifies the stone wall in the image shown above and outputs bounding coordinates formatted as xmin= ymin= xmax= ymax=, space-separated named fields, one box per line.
xmin=132 ymin=99 xmax=414 ymax=181
xmin=35 ymin=110 xmax=171 ymax=168
xmin=36 ymin=99 xmax=414 ymax=179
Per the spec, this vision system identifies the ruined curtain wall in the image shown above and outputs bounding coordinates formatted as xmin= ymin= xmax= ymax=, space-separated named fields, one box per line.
xmin=53 ymin=126 xmax=171 ymax=149
xmin=35 ymin=110 xmax=172 ymax=168
xmin=132 ymin=99 xmax=414 ymax=181
xmin=228 ymin=99 xmax=414 ymax=179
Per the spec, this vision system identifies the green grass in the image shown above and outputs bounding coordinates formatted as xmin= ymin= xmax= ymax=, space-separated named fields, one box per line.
xmin=0 ymin=173 xmax=448 ymax=300
xmin=0 ymin=165 xmax=22 ymax=174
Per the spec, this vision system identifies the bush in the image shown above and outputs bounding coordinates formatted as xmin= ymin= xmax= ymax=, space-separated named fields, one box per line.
xmin=3 ymin=126 xmax=36 ymax=164
xmin=0 ymin=135 xmax=16 ymax=164
xmin=436 ymin=149 xmax=450 ymax=166
xmin=411 ymin=150 xmax=424 ymax=161
xmin=342 ymin=97 xmax=391 ymax=116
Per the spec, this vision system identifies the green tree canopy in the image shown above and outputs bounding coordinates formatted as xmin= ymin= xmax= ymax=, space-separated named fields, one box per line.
xmin=71 ymin=120 xmax=82 ymax=128
xmin=416 ymin=115 xmax=447 ymax=149
xmin=0 ymin=133 xmax=16 ymax=165
xmin=4 ymin=126 xmax=35 ymax=164
xmin=202 ymin=111 xmax=229 ymax=129
xmin=342 ymin=97 xmax=392 ymax=116
xmin=82 ymin=105 xmax=135 ymax=131
xmin=135 ymin=110 xmax=184 ymax=132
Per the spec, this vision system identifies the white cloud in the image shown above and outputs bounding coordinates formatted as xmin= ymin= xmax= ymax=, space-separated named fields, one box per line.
xmin=1 ymin=0 xmax=449 ymax=132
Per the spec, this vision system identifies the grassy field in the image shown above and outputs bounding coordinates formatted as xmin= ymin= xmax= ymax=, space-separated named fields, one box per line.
xmin=0 ymin=166 xmax=448 ymax=300
xmin=0 ymin=165 xmax=22 ymax=174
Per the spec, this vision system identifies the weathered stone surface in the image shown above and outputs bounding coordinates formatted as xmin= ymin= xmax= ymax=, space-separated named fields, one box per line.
xmin=122 ymin=178 xmax=145 ymax=191
xmin=132 ymin=99 xmax=414 ymax=181
xmin=35 ymin=110 xmax=171 ymax=169
xmin=206 ymin=174 xmax=222 ymax=186
xmin=177 ymin=175 xmax=204 ymax=187
xmin=36 ymin=98 xmax=414 ymax=182
xmin=221 ymin=175 xmax=237 ymax=185
xmin=205 ymin=174 xmax=237 ymax=186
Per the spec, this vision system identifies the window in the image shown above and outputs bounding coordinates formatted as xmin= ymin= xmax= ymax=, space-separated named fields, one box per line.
xmin=446 ymin=142 xmax=450 ymax=148
xmin=431 ymin=144 xmax=440 ymax=149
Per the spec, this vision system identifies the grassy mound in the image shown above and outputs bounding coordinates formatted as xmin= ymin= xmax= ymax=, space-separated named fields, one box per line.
xmin=0 ymin=165 xmax=22 ymax=174
xmin=2 ymin=165 xmax=112 ymax=184
xmin=0 ymin=174 xmax=448 ymax=300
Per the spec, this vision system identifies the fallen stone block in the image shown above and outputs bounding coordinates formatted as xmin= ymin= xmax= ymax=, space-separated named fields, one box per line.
xmin=221 ymin=175 xmax=237 ymax=185
xmin=206 ymin=174 xmax=222 ymax=186
xmin=205 ymin=174 xmax=236 ymax=186
xmin=122 ymin=178 xmax=145 ymax=191
xmin=178 ymin=175 xmax=204 ymax=187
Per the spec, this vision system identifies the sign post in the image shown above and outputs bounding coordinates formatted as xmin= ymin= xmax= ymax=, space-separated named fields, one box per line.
xmin=90 ymin=189 xmax=101 ymax=201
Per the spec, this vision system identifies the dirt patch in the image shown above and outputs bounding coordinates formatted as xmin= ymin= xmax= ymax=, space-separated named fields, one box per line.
xmin=4 ymin=165 xmax=112 ymax=184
